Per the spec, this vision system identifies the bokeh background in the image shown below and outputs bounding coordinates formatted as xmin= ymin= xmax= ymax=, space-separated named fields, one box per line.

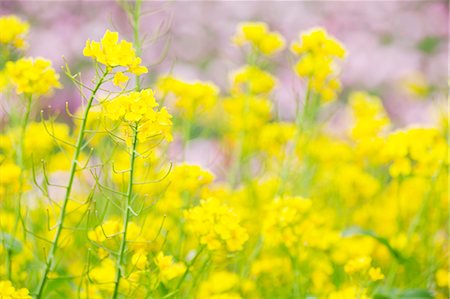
xmin=1 ymin=0 xmax=448 ymax=130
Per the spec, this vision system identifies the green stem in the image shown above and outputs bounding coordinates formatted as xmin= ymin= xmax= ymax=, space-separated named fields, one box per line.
xmin=112 ymin=123 xmax=139 ymax=299
xmin=277 ymin=83 xmax=311 ymax=195
xmin=176 ymin=245 xmax=205 ymax=290
xmin=8 ymin=95 xmax=32 ymax=280
xmin=35 ymin=71 xmax=107 ymax=298
xmin=132 ymin=0 xmax=142 ymax=91
xmin=182 ymin=118 xmax=191 ymax=160
xmin=17 ymin=95 xmax=32 ymax=167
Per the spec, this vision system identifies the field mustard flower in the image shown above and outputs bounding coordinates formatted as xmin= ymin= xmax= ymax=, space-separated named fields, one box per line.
xmin=291 ymin=28 xmax=346 ymax=102
xmin=233 ymin=22 xmax=285 ymax=55
xmin=154 ymin=252 xmax=186 ymax=282
xmin=0 ymin=15 xmax=29 ymax=49
xmin=231 ymin=65 xmax=276 ymax=95
xmin=0 ymin=280 xmax=31 ymax=299
xmin=157 ymin=76 xmax=219 ymax=119
xmin=6 ymin=57 xmax=61 ymax=96
xmin=83 ymin=30 xmax=147 ymax=76
xmin=184 ymin=198 xmax=249 ymax=251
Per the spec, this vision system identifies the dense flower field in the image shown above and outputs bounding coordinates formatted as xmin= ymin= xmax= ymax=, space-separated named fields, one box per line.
xmin=0 ymin=2 xmax=448 ymax=299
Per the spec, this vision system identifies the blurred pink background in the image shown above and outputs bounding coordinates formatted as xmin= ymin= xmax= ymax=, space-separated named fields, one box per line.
xmin=1 ymin=1 xmax=448 ymax=127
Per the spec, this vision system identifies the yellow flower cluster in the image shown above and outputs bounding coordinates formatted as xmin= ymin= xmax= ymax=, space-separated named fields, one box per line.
xmin=184 ymin=198 xmax=249 ymax=251
xmin=231 ymin=65 xmax=276 ymax=95
xmin=291 ymin=28 xmax=346 ymax=102
xmin=258 ymin=122 xmax=296 ymax=157
xmin=6 ymin=57 xmax=61 ymax=96
xmin=103 ymin=88 xmax=173 ymax=142
xmin=0 ymin=280 xmax=31 ymax=299
xmin=233 ymin=22 xmax=285 ymax=55
xmin=83 ymin=30 xmax=147 ymax=84
xmin=197 ymin=271 xmax=244 ymax=299
xmin=435 ymin=268 xmax=449 ymax=288
xmin=223 ymin=95 xmax=272 ymax=133
xmin=263 ymin=196 xmax=338 ymax=250
xmin=350 ymin=91 xmax=390 ymax=140
xmin=0 ymin=15 xmax=29 ymax=49
xmin=329 ymin=286 xmax=370 ymax=299
xmin=88 ymin=258 xmax=140 ymax=295
xmin=382 ymin=127 xmax=447 ymax=177
xmin=344 ymin=256 xmax=385 ymax=281
xmin=0 ymin=162 xmax=21 ymax=196
xmin=88 ymin=217 xmax=141 ymax=245
xmin=154 ymin=252 xmax=186 ymax=282
xmin=157 ymin=164 xmax=215 ymax=212
xmin=157 ymin=76 xmax=219 ymax=119
xmin=1 ymin=16 xmax=447 ymax=299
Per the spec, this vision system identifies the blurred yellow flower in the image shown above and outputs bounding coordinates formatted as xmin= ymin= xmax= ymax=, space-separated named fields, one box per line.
xmin=6 ymin=57 xmax=61 ymax=96
xmin=0 ymin=280 xmax=31 ymax=299
xmin=154 ymin=252 xmax=186 ymax=282
xmin=0 ymin=15 xmax=29 ymax=49
xmin=233 ymin=22 xmax=285 ymax=55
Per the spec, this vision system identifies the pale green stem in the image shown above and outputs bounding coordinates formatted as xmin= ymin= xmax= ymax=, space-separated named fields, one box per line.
xmin=277 ymin=83 xmax=311 ymax=196
xmin=8 ymin=95 xmax=32 ymax=280
xmin=112 ymin=122 xmax=139 ymax=299
xmin=35 ymin=71 xmax=107 ymax=298
xmin=182 ymin=118 xmax=191 ymax=161
xmin=176 ymin=245 xmax=205 ymax=290
xmin=132 ymin=0 xmax=142 ymax=91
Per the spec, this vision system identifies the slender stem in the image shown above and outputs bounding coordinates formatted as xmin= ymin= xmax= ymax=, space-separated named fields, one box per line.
xmin=176 ymin=245 xmax=205 ymax=290
xmin=132 ymin=0 xmax=142 ymax=91
xmin=17 ymin=95 xmax=32 ymax=167
xmin=35 ymin=71 xmax=107 ymax=298
xmin=112 ymin=123 xmax=139 ymax=299
xmin=182 ymin=118 xmax=191 ymax=160
xmin=7 ymin=95 xmax=32 ymax=280
xmin=277 ymin=82 xmax=311 ymax=196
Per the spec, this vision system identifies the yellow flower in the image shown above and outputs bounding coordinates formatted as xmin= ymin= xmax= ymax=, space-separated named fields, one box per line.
xmin=6 ymin=57 xmax=61 ymax=96
xmin=131 ymin=249 xmax=149 ymax=270
xmin=389 ymin=157 xmax=411 ymax=177
xmin=113 ymin=71 xmax=129 ymax=88
xmin=368 ymin=267 xmax=385 ymax=281
xmin=258 ymin=122 xmax=296 ymax=157
xmin=435 ymin=269 xmax=449 ymax=288
xmin=0 ymin=280 xmax=31 ymax=299
xmin=198 ymin=271 xmax=241 ymax=299
xmin=0 ymin=15 xmax=29 ymax=49
xmin=223 ymin=95 xmax=272 ymax=133
xmin=137 ymin=106 xmax=173 ymax=143
xmin=157 ymin=76 xmax=219 ymax=119
xmin=0 ymin=161 xmax=21 ymax=197
xmin=231 ymin=65 xmax=276 ymax=95
xmin=291 ymin=28 xmax=345 ymax=103
xmin=184 ymin=198 xmax=248 ymax=251
xmin=103 ymin=89 xmax=173 ymax=144
xmin=233 ymin=22 xmax=285 ymax=55
xmin=344 ymin=256 xmax=372 ymax=274
xmin=329 ymin=285 xmax=369 ymax=299
xmin=154 ymin=252 xmax=186 ymax=282
xmin=291 ymin=27 xmax=345 ymax=58
xmin=350 ymin=91 xmax=390 ymax=140
xmin=83 ymin=30 xmax=147 ymax=75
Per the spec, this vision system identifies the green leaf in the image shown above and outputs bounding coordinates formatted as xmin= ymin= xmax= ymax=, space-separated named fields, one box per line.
xmin=374 ymin=288 xmax=433 ymax=299
xmin=417 ymin=36 xmax=441 ymax=54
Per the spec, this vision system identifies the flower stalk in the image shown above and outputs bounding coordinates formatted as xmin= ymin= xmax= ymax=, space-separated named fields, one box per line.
xmin=35 ymin=70 xmax=107 ymax=298
xmin=112 ymin=122 xmax=139 ymax=299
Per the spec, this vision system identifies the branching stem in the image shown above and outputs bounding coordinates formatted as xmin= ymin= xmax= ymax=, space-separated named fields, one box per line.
xmin=35 ymin=71 xmax=107 ymax=298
